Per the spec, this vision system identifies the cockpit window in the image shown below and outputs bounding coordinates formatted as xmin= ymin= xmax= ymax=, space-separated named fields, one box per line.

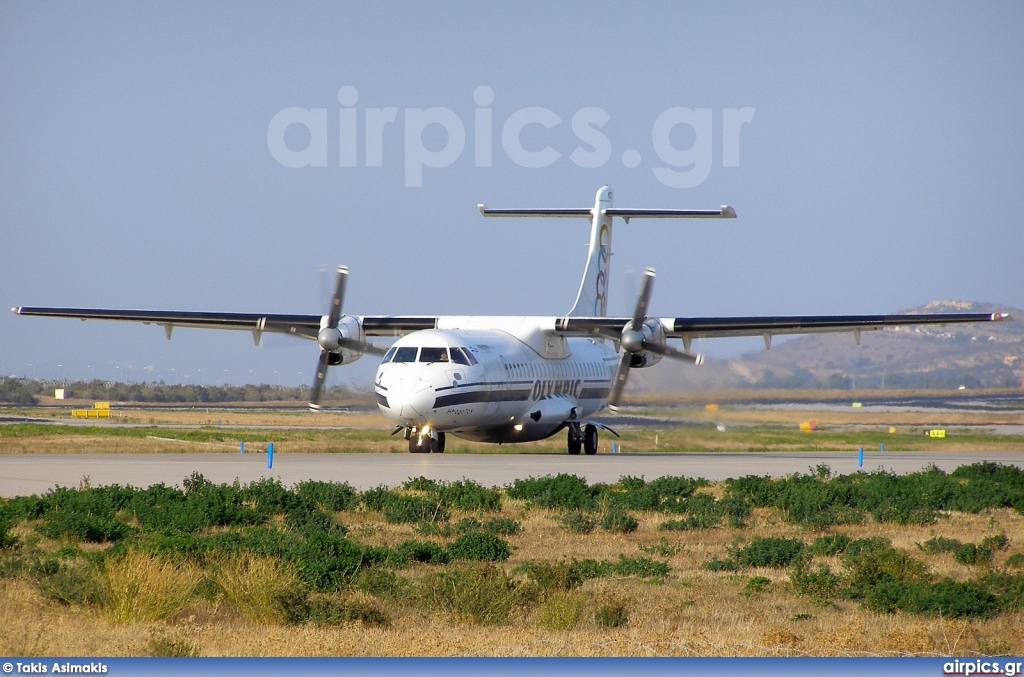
xmin=451 ymin=347 xmax=477 ymax=366
xmin=382 ymin=347 xmax=397 ymax=363
xmin=419 ymin=347 xmax=449 ymax=363
xmin=392 ymin=346 xmax=418 ymax=363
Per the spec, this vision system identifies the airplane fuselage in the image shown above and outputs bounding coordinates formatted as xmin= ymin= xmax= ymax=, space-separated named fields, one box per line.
xmin=374 ymin=325 xmax=617 ymax=444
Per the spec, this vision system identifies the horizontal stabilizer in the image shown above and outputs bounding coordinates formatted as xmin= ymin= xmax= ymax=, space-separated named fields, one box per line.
xmin=606 ymin=206 xmax=736 ymax=220
xmin=478 ymin=206 xmax=591 ymax=218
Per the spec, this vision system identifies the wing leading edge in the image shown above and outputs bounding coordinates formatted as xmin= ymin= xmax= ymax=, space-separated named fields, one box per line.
xmin=557 ymin=312 xmax=1011 ymax=342
xmin=11 ymin=307 xmax=438 ymax=343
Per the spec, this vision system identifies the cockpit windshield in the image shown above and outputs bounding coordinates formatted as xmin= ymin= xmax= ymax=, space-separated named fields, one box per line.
xmin=419 ymin=347 xmax=449 ymax=363
xmin=381 ymin=345 xmax=478 ymax=365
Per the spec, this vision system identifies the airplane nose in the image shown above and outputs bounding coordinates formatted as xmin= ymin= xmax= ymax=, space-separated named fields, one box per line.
xmin=382 ymin=376 xmax=434 ymax=421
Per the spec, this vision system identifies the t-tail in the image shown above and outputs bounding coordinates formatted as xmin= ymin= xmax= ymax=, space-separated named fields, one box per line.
xmin=478 ymin=186 xmax=736 ymax=317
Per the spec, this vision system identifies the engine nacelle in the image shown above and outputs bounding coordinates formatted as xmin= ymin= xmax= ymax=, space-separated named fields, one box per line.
xmin=627 ymin=318 xmax=665 ymax=369
xmin=319 ymin=315 xmax=365 ymax=365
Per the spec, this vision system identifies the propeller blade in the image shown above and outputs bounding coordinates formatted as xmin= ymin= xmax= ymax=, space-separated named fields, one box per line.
xmin=309 ymin=350 xmax=331 ymax=410
xmin=631 ymin=267 xmax=656 ymax=330
xmin=641 ymin=340 xmax=704 ymax=364
xmin=326 ymin=265 xmax=348 ymax=328
xmin=607 ymin=350 xmax=633 ymax=407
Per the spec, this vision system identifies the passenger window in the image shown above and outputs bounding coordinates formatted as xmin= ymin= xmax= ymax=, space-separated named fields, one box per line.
xmin=450 ymin=348 xmax=470 ymax=366
xmin=393 ymin=347 xmax=418 ymax=363
xmin=419 ymin=347 xmax=448 ymax=363
xmin=382 ymin=347 xmax=397 ymax=363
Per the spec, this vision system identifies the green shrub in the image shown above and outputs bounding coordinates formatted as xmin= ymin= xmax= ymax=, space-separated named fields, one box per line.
xmin=395 ymin=540 xmax=450 ymax=565
xmin=294 ymin=480 xmax=358 ymax=512
xmin=741 ymin=575 xmax=771 ymax=596
xmin=453 ymin=516 xmax=520 ymax=536
xmin=864 ymin=579 xmax=1001 ymax=617
xmin=1005 ymin=553 xmax=1024 ymax=569
xmin=919 ymin=536 xmax=962 ymax=554
xmin=734 ymin=537 xmax=805 ymax=568
xmin=516 ymin=560 xmax=583 ymax=591
xmin=790 ymin=564 xmax=842 ymax=602
xmin=455 ymin=517 xmax=482 ymax=533
xmin=434 ymin=479 xmax=502 ymax=512
xmin=559 ymin=511 xmax=596 ymax=534
xmin=594 ymin=602 xmax=628 ymax=628
xmin=982 ymin=534 xmax=1009 ymax=551
xmin=600 ymin=511 xmax=638 ymax=534
xmin=239 ymin=477 xmax=297 ymax=514
xmin=482 ymin=517 xmax=522 ymax=536
xmin=307 ymin=596 xmax=391 ymax=627
xmin=377 ymin=494 xmax=449 ymax=524
xmin=954 ymin=543 xmax=993 ymax=566
xmin=844 ymin=545 xmax=931 ymax=600
xmin=34 ymin=561 xmax=102 ymax=607
xmin=609 ymin=555 xmax=669 ymax=579
xmin=283 ymin=505 xmax=347 ymax=538
xmin=702 ymin=557 xmax=739 ymax=572
xmin=447 ymin=533 xmax=511 ymax=562
xmin=355 ymin=569 xmax=407 ymax=599
xmin=0 ymin=519 xmax=18 ymax=550
xmin=506 ymin=474 xmax=600 ymax=511
xmin=810 ymin=534 xmax=851 ymax=557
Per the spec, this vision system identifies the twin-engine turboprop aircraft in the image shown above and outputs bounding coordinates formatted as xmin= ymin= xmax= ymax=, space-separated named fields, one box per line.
xmin=14 ymin=187 xmax=1010 ymax=454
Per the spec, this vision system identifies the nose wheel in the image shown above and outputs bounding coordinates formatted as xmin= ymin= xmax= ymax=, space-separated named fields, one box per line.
xmin=567 ymin=423 xmax=598 ymax=455
xmin=408 ymin=430 xmax=445 ymax=453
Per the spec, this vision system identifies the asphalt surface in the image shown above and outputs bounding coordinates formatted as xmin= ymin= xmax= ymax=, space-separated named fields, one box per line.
xmin=2 ymin=450 xmax=1024 ymax=496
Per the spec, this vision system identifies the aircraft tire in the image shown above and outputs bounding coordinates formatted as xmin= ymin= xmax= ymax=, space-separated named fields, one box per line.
xmin=434 ymin=432 xmax=446 ymax=453
xmin=583 ymin=424 xmax=598 ymax=455
xmin=567 ymin=431 xmax=581 ymax=455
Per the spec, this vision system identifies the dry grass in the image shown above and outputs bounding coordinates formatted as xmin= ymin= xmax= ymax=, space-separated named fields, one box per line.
xmin=213 ymin=555 xmax=302 ymax=625
xmin=96 ymin=551 xmax=199 ymax=624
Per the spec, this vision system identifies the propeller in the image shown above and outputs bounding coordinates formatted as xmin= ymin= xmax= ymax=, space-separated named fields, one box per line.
xmin=309 ymin=265 xmax=386 ymax=410
xmin=607 ymin=267 xmax=703 ymax=408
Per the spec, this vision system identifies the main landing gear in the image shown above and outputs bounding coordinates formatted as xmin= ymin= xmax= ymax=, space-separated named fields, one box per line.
xmin=408 ymin=429 xmax=445 ymax=454
xmin=566 ymin=423 xmax=598 ymax=455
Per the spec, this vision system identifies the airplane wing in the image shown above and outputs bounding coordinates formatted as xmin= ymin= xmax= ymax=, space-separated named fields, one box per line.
xmin=11 ymin=307 xmax=437 ymax=343
xmin=557 ymin=312 xmax=1011 ymax=344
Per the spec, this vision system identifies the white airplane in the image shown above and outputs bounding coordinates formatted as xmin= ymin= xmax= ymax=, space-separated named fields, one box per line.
xmin=14 ymin=186 xmax=1010 ymax=455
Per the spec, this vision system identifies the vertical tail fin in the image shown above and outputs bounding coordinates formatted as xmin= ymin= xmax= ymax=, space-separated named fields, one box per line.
xmin=567 ymin=186 xmax=613 ymax=317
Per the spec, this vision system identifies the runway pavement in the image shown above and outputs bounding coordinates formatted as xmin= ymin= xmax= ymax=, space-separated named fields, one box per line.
xmin=2 ymin=450 xmax=1024 ymax=496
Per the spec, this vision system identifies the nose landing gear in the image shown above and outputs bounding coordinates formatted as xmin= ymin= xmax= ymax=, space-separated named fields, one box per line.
xmin=406 ymin=428 xmax=445 ymax=453
xmin=566 ymin=423 xmax=598 ymax=455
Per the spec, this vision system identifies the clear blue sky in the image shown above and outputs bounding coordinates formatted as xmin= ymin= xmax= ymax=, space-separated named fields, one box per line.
xmin=2 ymin=2 xmax=1021 ymax=387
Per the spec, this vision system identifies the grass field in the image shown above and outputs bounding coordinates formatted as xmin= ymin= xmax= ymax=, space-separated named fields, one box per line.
xmin=1 ymin=465 xmax=1023 ymax=657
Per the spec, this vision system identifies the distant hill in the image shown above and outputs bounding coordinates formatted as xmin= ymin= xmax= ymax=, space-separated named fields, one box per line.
xmin=635 ymin=301 xmax=1024 ymax=391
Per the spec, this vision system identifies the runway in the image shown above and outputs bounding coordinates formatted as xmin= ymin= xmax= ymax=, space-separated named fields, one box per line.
xmin=2 ymin=450 xmax=1024 ymax=496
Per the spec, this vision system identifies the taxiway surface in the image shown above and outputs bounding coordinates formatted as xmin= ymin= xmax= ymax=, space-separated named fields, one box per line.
xmin=2 ymin=450 xmax=1024 ymax=496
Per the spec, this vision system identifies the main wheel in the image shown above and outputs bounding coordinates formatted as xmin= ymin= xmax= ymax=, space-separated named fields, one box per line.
xmin=583 ymin=424 xmax=598 ymax=455
xmin=409 ymin=436 xmax=423 ymax=453
xmin=567 ymin=429 xmax=581 ymax=455
xmin=434 ymin=432 xmax=446 ymax=453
